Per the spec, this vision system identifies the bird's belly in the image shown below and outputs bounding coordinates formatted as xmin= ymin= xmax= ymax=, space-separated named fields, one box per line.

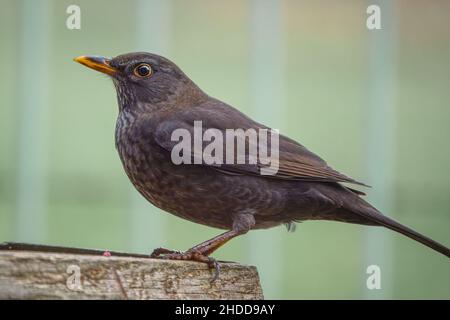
xmin=116 ymin=136 xmax=287 ymax=230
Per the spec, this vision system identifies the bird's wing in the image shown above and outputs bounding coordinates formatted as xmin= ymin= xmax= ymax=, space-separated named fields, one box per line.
xmin=153 ymin=101 xmax=368 ymax=187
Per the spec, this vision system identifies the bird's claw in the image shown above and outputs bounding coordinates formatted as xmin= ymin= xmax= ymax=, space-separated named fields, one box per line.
xmin=206 ymin=256 xmax=220 ymax=283
xmin=150 ymin=247 xmax=220 ymax=283
xmin=150 ymin=247 xmax=180 ymax=258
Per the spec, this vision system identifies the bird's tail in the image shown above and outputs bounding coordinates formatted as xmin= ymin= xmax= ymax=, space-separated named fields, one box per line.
xmin=355 ymin=207 xmax=450 ymax=258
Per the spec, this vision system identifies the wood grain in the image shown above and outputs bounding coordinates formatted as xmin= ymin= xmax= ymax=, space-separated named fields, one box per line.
xmin=0 ymin=251 xmax=263 ymax=300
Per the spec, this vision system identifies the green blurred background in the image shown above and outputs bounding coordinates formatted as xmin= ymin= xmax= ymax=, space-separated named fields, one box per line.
xmin=1 ymin=0 xmax=449 ymax=299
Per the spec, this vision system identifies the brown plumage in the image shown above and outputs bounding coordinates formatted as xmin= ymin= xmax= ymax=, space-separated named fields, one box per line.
xmin=74 ymin=52 xmax=449 ymax=279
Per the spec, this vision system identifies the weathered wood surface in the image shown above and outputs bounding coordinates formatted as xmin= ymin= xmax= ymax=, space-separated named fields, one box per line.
xmin=0 ymin=249 xmax=263 ymax=300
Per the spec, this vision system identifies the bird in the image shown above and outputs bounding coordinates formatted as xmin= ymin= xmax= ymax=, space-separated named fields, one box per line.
xmin=74 ymin=52 xmax=450 ymax=279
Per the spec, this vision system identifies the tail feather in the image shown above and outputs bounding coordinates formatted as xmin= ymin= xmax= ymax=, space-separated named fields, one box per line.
xmin=356 ymin=208 xmax=450 ymax=258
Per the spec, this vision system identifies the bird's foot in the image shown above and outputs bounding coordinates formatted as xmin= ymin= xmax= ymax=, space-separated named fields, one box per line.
xmin=150 ymin=247 xmax=220 ymax=283
xmin=149 ymin=230 xmax=245 ymax=282
xmin=150 ymin=247 xmax=180 ymax=257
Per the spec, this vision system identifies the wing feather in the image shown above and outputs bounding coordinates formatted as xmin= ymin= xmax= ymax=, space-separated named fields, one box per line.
xmin=153 ymin=102 xmax=369 ymax=187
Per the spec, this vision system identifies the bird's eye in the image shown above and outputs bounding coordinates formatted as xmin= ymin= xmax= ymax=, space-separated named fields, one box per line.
xmin=133 ymin=63 xmax=152 ymax=77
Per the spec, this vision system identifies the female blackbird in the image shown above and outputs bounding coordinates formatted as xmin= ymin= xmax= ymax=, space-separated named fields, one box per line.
xmin=75 ymin=53 xmax=449 ymax=277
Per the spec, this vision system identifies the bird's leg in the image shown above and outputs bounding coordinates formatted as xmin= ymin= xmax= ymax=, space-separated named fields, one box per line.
xmin=150 ymin=229 xmax=246 ymax=282
xmin=151 ymin=213 xmax=254 ymax=282
xmin=189 ymin=229 xmax=245 ymax=256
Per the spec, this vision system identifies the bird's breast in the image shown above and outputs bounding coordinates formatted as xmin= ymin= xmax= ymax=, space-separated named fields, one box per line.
xmin=115 ymin=114 xmax=169 ymax=205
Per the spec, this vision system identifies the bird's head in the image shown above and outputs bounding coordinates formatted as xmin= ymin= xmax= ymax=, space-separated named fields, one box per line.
xmin=74 ymin=52 xmax=201 ymax=111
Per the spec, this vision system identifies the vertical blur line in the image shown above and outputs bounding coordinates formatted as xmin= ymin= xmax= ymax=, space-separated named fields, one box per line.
xmin=249 ymin=0 xmax=285 ymax=298
xmin=15 ymin=0 xmax=49 ymax=242
xmin=129 ymin=0 xmax=171 ymax=253
xmin=364 ymin=0 xmax=397 ymax=299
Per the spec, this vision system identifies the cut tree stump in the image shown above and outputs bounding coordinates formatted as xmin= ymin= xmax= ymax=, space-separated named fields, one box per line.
xmin=0 ymin=243 xmax=263 ymax=300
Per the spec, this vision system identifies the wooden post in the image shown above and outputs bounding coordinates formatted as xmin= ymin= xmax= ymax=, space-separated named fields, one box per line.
xmin=0 ymin=243 xmax=263 ymax=300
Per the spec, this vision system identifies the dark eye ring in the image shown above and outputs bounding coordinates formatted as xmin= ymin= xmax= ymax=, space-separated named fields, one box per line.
xmin=133 ymin=63 xmax=152 ymax=77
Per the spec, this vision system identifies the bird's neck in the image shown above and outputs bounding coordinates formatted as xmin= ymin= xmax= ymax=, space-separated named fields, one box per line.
xmin=114 ymin=80 xmax=137 ymax=112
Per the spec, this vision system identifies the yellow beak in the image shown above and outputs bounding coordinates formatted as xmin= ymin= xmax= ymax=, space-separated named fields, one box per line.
xmin=74 ymin=55 xmax=117 ymax=75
